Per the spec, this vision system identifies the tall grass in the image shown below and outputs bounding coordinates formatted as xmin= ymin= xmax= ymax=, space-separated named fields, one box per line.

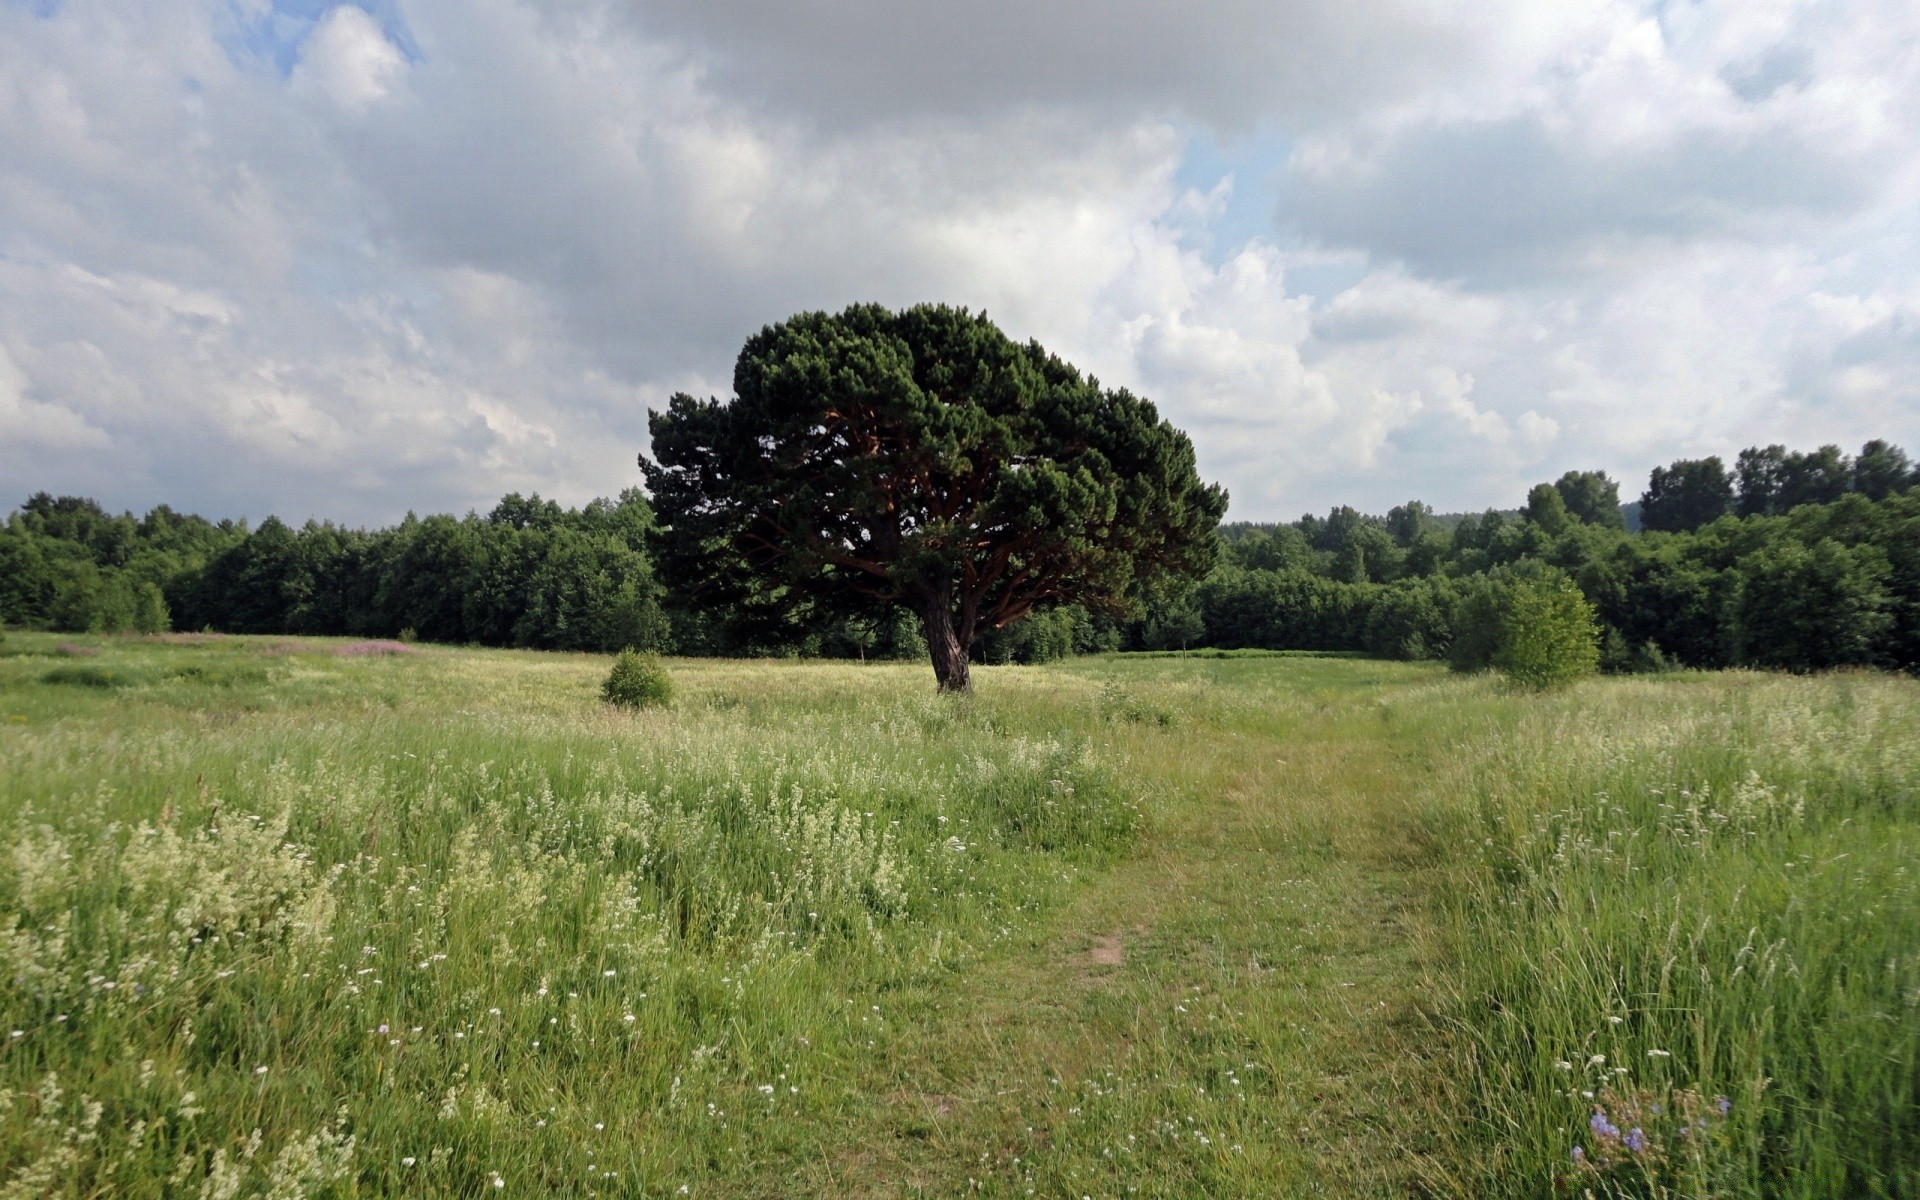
xmin=1425 ymin=673 xmax=1920 ymax=1197
xmin=4 ymin=632 xmax=1913 ymax=1197
xmin=0 ymin=635 xmax=1140 ymax=1197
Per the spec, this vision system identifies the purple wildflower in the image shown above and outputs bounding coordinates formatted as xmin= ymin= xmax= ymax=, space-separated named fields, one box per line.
xmin=1624 ymin=1128 xmax=1648 ymax=1153
xmin=1590 ymin=1112 xmax=1619 ymax=1139
xmin=1571 ymin=1145 xmax=1585 ymax=1164
xmin=1715 ymin=1095 xmax=1732 ymax=1116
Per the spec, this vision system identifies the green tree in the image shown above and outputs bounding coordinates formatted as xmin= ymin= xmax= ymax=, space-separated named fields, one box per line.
xmin=1385 ymin=501 xmax=1433 ymax=547
xmin=1778 ymin=444 xmax=1852 ymax=510
xmin=643 ymin=304 xmax=1227 ymax=691
xmin=1331 ymin=539 xmax=1369 ymax=583
xmin=1640 ymin=457 xmax=1732 ymax=532
xmin=1525 ymin=483 xmax=1571 ymax=535
xmin=1494 ymin=574 xmax=1600 ymax=688
xmin=1852 ymin=439 xmax=1914 ymax=501
xmin=1364 ymin=578 xmax=1453 ymax=661
xmin=1223 ymin=525 xmax=1311 ymax=572
xmin=1735 ymin=444 xmax=1789 ymax=516
xmin=1732 ymin=538 xmax=1891 ymax=669
xmin=602 ymin=649 xmax=672 ymax=708
xmin=132 ymin=581 xmax=171 ymax=634
xmin=1553 ymin=470 xmax=1625 ymax=528
xmin=1447 ymin=566 xmax=1599 ymax=687
xmin=1142 ymin=593 xmax=1206 ymax=651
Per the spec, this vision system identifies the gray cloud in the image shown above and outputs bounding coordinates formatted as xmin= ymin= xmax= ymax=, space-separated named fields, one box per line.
xmin=1 ymin=0 xmax=1917 ymax=527
xmin=1284 ymin=113 xmax=1874 ymax=285
xmin=622 ymin=0 xmax=1492 ymax=131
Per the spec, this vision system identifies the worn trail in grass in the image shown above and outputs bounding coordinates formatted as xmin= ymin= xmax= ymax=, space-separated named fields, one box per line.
xmin=787 ymin=660 xmax=1457 ymax=1198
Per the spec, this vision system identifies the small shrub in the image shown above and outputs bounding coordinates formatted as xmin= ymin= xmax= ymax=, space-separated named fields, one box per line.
xmin=884 ymin=610 xmax=928 ymax=661
xmin=1627 ymin=638 xmax=1675 ymax=674
xmin=132 ymin=581 xmax=171 ymax=635
xmin=1495 ymin=575 xmax=1600 ymax=689
xmin=602 ymin=649 xmax=672 ymax=708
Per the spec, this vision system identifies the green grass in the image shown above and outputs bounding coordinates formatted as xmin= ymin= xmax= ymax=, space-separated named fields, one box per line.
xmin=0 ymin=631 xmax=1913 ymax=1197
xmin=1421 ymin=673 xmax=1920 ymax=1197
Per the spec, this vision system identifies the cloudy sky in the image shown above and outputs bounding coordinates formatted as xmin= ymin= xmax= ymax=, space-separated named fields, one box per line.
xmin=2 ymin=0 xmax=1917 ymax=525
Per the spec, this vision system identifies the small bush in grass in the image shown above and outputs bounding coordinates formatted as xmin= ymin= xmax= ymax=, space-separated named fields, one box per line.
xmin=133 ymin=581 xmax=171 ymax=635
xmin=603 ymin=648 xmax=672 ymax=708
xmin=1494 ymin=575 xmax=1600 ymax=689
xmin=1450 ymin=566 xmax=1599 ymax=689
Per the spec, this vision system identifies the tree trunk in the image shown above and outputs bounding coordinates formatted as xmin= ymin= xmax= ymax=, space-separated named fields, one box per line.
xmin=922 ymin=592 xmax=971 ymax=693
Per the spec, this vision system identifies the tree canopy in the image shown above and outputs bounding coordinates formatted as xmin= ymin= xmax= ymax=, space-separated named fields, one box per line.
xmin=641 ymin=304 xmax=1227 ymax=690
xmin=1641 ymin=457 xmax=1733 ymax=532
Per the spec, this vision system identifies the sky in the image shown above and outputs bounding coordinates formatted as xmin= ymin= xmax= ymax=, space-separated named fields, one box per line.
xmin=2 ymin=0 xmax=1917 ymax=526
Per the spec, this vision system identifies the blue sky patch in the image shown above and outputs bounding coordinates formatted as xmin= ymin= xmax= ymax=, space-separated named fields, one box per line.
xmin=217 ymin=0 xmax=421 ymax=76
xmin=1169 ymin=125 xmax=1293 ymax=264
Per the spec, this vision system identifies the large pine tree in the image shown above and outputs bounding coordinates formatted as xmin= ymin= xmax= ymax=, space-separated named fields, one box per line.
xmin=642 ymin=304 xmax=1227 ymax=691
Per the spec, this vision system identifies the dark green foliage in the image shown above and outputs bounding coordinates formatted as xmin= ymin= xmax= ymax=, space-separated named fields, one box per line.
xmin=1779 ymin=444 xmax=1853 ymax=510
xmin=1641 ymin=457 xmax=1733 ymax=532
xmin=1732 ymin=538 xmax=1891 ymax=670
xmin=1524 ymin=484 xmax=1571 ymax=535
xmin=1626 ymin=637 xmax=1675 ymax=673
xmin=1363 ymin=578 xmax=1454 ymax=661
xmin=1385 ymin=500 xmax=1434 ymax=547
xmin=1853 ymin=439 xmax=1915 ymax=500
xmin=1553 ymin=470 xmax=1625 ymax=528
xmin=642 ymin=303 xmax=1226 ymax=691
xmin=1735 ymin=445 xmax=1790 ymax=516
xmin=978 ymin=606 xmax=1122 ymax=664
xmin=1140 ymin=593 xmax=1206 ymax=652
xmin=1176 ymin=438 xmax=1916 ymax=677
xmin=8 ymin=432 xmax=1915 ymax=678
xmin=1738 ymin=443 xmax=1855 ymax=517
xmin=1194 ymin=568 xmax=1373 ymax=651
xmin=1220 ymin=523 xmax=1316 ymax=573
xmin=602 ymin=649 xmax=673 ymax=708
xmin=5 ymin=490 xmax=668 ymax=654
xmin=1446 ymin=574 xmax=1507 ymax=674
xmin=980 ymin=610 xmax=1075 ymax=664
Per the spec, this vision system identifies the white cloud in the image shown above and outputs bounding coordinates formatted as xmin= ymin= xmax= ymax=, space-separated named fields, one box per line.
xmin=0 ymin=0 xmax=1915 ymax=526
xmin=0 ymin=343 xmax=110 ymax=455
xmin=293 ymin=6 xmax=406 ymax=114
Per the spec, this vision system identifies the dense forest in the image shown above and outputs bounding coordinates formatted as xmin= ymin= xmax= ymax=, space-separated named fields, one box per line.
xmin=3 ymin=439 xmax=1916 ymax=674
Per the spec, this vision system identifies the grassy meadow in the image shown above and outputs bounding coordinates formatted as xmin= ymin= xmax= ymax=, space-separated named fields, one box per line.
xmin=0 ymin=631 xmax=1914 ymax=1197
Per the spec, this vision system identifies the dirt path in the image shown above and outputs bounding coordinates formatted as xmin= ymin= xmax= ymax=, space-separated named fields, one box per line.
xmin=782 ymin=694 xmax=1451 ymax=1198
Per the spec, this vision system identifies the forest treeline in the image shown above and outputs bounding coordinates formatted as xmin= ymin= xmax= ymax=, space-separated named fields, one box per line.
xmin=3 ymin=438 xmax=1916 ymax=673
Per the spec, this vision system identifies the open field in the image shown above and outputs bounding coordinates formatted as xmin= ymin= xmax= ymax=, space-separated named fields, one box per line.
xmin=1 ymin=632 xmax=1915 ymax=1197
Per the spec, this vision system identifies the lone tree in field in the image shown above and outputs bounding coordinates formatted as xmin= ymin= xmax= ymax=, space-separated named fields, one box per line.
xmin=642 ymin=304 xmax=1227 ymax=692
